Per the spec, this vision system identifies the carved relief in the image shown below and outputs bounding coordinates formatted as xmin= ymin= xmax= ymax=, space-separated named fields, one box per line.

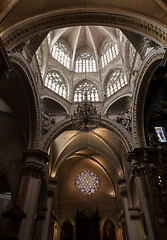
xmin=42 ymin=110 xmax=56 ymax=135
xmin=116 ymin=106 xmax=132 ymax=132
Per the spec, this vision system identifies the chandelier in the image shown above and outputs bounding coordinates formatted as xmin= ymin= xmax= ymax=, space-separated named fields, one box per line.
xmin=71 ymin=28 xmax=101 ymax=131
xmin=71 ymin=93 xmax=101 ymax=132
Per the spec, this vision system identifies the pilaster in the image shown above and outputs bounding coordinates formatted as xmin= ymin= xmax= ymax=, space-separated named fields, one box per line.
xmin=18 ymin=150 xmax=49 ymax=240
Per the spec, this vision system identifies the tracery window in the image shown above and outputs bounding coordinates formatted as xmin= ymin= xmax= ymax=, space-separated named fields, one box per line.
xmin=44 ymin=70 xmax=67 ymax=98
xmin=101 ymin=42 xmax=119 ymax=68
xmin=51 ymin=42 xmax=70 ymax=69
xmin=74 ymin=81 xmax=99 ymax=102
xmin=76 ymin=170 xmax=100 ymax=195
xmin=75 ymin=52 xmax=97 ymax=73
xmin=106 ymin=70 xmax=127 ymax=97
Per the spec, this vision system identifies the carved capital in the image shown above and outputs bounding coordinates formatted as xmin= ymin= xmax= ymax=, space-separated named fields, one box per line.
xmin=22 ymin=162 xmax=45 ymax=179
xmin=117 ymin=178 xmax=128 ymax=198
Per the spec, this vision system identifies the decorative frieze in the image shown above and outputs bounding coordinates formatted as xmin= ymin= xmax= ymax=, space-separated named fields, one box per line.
xmin=2 ymin=13 xmax=167 ymax=52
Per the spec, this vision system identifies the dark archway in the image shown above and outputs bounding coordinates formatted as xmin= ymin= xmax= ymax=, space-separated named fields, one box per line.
xmin=61 ymin=221 xmax=73 ymax=240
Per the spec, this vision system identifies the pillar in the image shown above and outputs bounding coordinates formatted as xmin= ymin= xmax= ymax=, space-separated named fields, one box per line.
xmin=128 ymin=148 xmax=167 ymax=240
xmin=42 ymin=178 xmax=57 ymax=240
xmin=117 ymin=178 xmax=144 ymax=240
xmin=18 ymin=150 xmax=49 ymax=240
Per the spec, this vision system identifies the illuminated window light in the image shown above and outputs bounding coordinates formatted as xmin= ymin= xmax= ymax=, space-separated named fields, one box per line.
xmin=75 ymin=170 xmax=100 ymax=195
xmin=155 ymin=127 xmax=167 ymax=143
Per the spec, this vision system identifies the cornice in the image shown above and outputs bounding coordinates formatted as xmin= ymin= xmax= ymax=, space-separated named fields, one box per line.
xmin=2 ymin=12 xmax=167 ymax=51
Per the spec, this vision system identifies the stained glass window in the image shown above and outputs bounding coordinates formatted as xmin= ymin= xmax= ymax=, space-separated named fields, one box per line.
xmin=44 ymin=70 xmax=67 ymax=98
xmin=51 ymin=42 xmax=70 ymax=69
xmin=75 ymin=170 xmax=100 ymax=195
xmin=101 ymin=42 xmax=119 ymax=68
xmin=155 ymin=127 xmax=167 ymax=143
xmin=75 ymin=52 xmax=97 ymax=72
xmin=106 ymin=70 xmax=127 ymax=97
xmin=74 ymin=81 xmax=99 ymax=102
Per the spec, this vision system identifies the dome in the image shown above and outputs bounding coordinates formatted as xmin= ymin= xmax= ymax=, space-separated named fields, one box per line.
xmin=36 ymin=25 xmax=155 ymax=103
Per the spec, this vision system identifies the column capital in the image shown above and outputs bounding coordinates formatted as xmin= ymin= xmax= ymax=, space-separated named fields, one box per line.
xmin=24 ymin=150 xmax=49 ymax=164
xmin=22 ymin=162 xmax=46 ymax=179
xmin=22 ymin=150 xmax=49 ymax=179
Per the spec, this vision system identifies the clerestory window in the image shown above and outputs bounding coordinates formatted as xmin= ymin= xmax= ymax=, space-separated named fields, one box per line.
xmin=75 ymin=52 xmax=97 ymax=73
xmin=101 ymin=42 xmax=119 ymax=68
xmin=106 ymin=70 xmax=127 ymax=97
xmin=74 ymin=81 xmax=99 ymax=102
xmin=44 ymin=70 xmax=67 ymax=98
xmin=51 ymin=42 xmax=70 ymax=69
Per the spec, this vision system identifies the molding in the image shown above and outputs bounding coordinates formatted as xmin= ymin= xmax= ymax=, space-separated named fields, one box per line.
xmin=2 ymin=12 xmax=167 ymax=51
xmin=132 ymin=51 xmax=164 ymax=147
xmin=40 ymin=116 xmax=133 ymax=152
xmin=9 ymin=53 xmax=41 ymax=149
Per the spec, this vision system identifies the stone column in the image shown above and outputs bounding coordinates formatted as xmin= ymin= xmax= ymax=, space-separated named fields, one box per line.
xmin=117 ymin=178 xmax=144 ymax=240
xmin=18 ymin=150 xmax=49 ymax=240
xmin=128 ymin=148 xmax=167 ymax=240
xmin=42 ymin=178 xmax=57 ymax=240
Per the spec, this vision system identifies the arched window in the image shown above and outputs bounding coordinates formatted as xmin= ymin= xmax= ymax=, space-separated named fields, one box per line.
xmin=74 ymin=81 xmax=99 ymax=102
xmin=51 ymin=42 xmax=70 ymax=69
xmin=75 ymin=52 xmax=97 ymax=73
xmin=44 ymin=70 xmax=67 ymax=98
xmin=106 ymin=70 xmax=127 ymax=97
xmin=101 ymin=42 xmax=119 ymax=68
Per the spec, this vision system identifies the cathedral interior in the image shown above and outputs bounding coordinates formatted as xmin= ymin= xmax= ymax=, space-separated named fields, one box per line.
xmin=0 ymin=1 xmax=167 ymax=240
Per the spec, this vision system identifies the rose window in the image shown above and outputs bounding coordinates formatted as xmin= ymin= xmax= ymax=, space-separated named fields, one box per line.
xmin=75 ymin=170 xmax=100 ymax=195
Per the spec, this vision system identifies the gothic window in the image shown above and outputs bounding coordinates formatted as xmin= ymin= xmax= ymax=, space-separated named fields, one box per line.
xmin=75 ymin=52 xmax=97 ymax=72
xmin=101 ymin=42 xmax=119 ymax=68
xmin=106 ymin=70 xmax=127 ymax=97
xmin=74 ymin=81 xmax=99 ymax=102
xmin=44 ymin=70 xmax=67 ymax=98
xmin=51 ymin=42 xmax=70 ymax=69
xmin=76 ymin=170 xmax=100 ymax=195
